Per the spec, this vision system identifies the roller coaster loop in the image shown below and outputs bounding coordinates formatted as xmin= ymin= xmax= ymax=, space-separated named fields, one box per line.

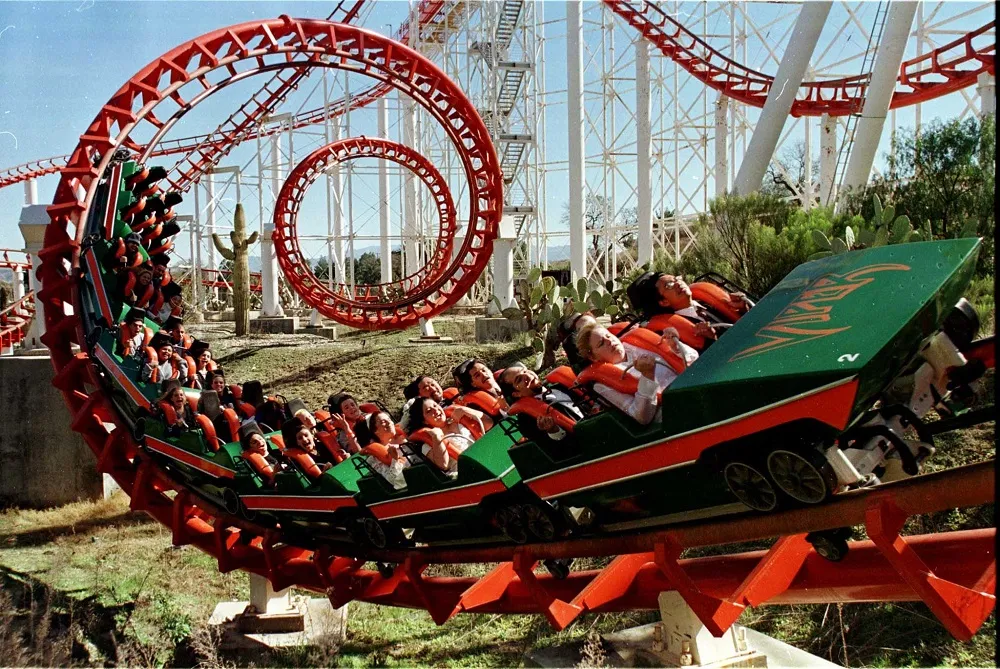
xmin=272 ymin=136 xmax=461 ymax=329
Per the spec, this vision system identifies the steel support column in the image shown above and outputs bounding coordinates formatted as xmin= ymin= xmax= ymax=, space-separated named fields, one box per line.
xmin=840 ymin=1 xmax=919 ymax=197
xmin=566 ymin=0 xmax=586 ymax=281
xmin=401 ymin=95 xmax=420 ymax=277
xmin=378 ymin=97 xmax=392 ymax=283
xmin=977 ymin=72 xmax=995 ymax=116
xmin=714 ymin=93 xmax=729 ymax=197
xmin=819 ymin=113 xmax=837 ymax=206
xmin=635 ymin=37 xmax=653 ymax=267
xmin=733 ymin=1 xmax=832 ymax=195
xmin=206 ymin=175 xmax=217 ymax=271
xmin=23 ymin=178 xmax=37 ymax=206
xmin=262 ymin=140 xmax=282 ymax=317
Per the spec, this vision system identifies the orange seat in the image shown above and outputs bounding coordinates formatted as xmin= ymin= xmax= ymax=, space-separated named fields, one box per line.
xmin=508 ymin=397 xmax=577 ymax=433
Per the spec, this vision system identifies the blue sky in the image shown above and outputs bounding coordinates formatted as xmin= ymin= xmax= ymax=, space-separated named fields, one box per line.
xmin=0 ymin=1 xmax=991 ymax=256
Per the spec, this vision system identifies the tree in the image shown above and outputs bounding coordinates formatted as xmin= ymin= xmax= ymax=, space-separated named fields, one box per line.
xmin=843 ymin=115 xmax=995 ymax=275
xmin=353 ymin=252 xmax=382 ymax=286
xmin=762 ymin=140 xmax=820 ymax=205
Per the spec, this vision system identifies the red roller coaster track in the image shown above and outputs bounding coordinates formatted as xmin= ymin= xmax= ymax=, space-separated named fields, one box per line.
xmin=603 ymin=1 xmax=995 ymax=117
xmin=273 ymin=136 xmax=466 ymax=329
xmin=2 ymin=5 xmax=993 ymax=190
xmin=31 ymin=13 xmax=997 ymax=645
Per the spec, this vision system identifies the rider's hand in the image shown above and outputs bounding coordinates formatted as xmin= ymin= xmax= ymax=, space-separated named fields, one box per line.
xmin=329 ymin=414 xmax=349 ymax=431
xmin=537 ymin=414 xmax=557 ymax=432
xmin=388 ymin=445 xmax=403 ymax=460
xmin=729 ymin=292 xmax=748 ymax=313
xmin=634 ymin=355 xmax=657 ymax=379
xmin=694 ymin=321 xmax=716 ymax=339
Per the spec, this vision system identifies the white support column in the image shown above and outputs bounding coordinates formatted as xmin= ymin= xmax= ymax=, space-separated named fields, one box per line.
xmin=635 ymin=38 xmax=653 ymax=268
xmin=819 ymin=114 xmax=837 ymax=206
xmin=977 ymin=72 xmax=995 ymax=117
xmin=262 ymin=140 xmax=282 ymax=317
xmin=401 ymin=95 xmax=420 ymax=277
xmin=11 ymin=266 xmax=25 ymax=302
xmin=23 ymin=179 xmax=37 ymax=206
xmin=840 ymin=1 xmax=919 ymax=197
xmin=714 ymin=93 xmax=729 ymax=197
xmin=330 ymin=121 xmax=346 ymax=284
xmin=206 ymin=175 xmax=217 ymax=271
xmin=491 ymin=216 xmax=516 ymax=314
xmin=733 ymin=1 xmax=832 ymax=195
xmin=378 ymin=97 xmax=392 ymax=283
xmin=18 ymin=223 xmax=46 ymax=350
xmin=566 ymin=0 xmax=586 ymax=281
xmin=803 ymin=116 xmax=813 ymax=210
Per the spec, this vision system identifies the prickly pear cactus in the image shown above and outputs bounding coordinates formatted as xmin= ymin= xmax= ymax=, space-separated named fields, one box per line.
xmin=212 ymin=203 xmax=259 ymax=336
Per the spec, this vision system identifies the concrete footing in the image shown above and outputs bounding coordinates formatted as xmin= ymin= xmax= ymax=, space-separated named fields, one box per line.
xmin=0 ymin=354 xmax=104 ymax=507
xmin=407 ymin=335 xmax=455 ymax=344
xmin=208 ymin=574 xmax=347 ymax=658
xmin=250 ymin=316 xmax=300 ymax=334
xmin=302 ymin=326 xmax=338 ymax=341
xmin=525 ymin=592 xmax=840 ymax=668
xmin=475 ymin=317 xmax=528 ymax=343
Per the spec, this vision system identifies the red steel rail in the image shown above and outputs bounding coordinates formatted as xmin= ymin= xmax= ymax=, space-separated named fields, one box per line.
xmin=0 ymin=291 xmax=34 ymax=350
xmin=603 ymin=1 xmax=995 ymax=117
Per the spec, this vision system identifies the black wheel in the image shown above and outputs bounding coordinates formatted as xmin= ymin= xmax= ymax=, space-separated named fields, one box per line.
xmin=360 ymin=516 xmax=387 ymax=550
xmin=943 ymin=298 xmax=979 ymax=350
xmin=723 ymin=461 xmax=778 ymax=512
xmin=523 ymin=503 xmax=559 ymax=541
xmin=377 ymin=562 xmax=395 ymax=579
xmin=223 ymin=488 xmax=241 ymax=515
xmin=85 ymin=326 xmax=104 ymax=349
xmin=807 ymin=530 xmax=849 ymax=562
xmin=239 ymin=502 xmax=257 ymax=522
xmin=766 ymin=449 xmax=837 ymax=505
xmin=492 ymin=506 xmax=528 ymax=544
xmin=131 ymin=417 xmax=146 ymax=443
xmin=543 ymin=558 xmax=572 ymax=580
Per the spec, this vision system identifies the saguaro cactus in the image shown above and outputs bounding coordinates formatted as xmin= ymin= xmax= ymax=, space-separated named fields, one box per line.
xmin=212 ymin=203 xmax=259 ymax=336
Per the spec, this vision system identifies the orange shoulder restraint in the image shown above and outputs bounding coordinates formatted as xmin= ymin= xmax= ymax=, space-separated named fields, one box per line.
xmin=361 ymin=441 xmax=406 ymax=466
xmin=576 ymin=362 xmax=640 ymax=396
xmin=645 ymin=313 xmax=708 ymax=350
xmin=158 ymin=401 xmax=180 ymax=426
xmin=442 ymin=387 xmax=460 ymax=401
xmin=691 ymin=282 xmax=742 ymax=323
xmin=509 ymin=397 xmax=577 ymax=433
xmin=443 ymin=405 xmax=485 ymax=440
xmin=195 ymin=414 xmax=218 ymax=451
xmin=408 ymin=427 xmax=464 ymax=461
xmin=545 ymin=365 xmax=577 ymax=389
xmin=621 ymin=327 xmax=687 ymax=374
xmin=455 ymin=390 xmax=504 ymax=416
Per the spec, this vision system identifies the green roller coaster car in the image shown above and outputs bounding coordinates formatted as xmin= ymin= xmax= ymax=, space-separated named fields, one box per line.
xmin=78 ymin=156 xmax=990 ymax=556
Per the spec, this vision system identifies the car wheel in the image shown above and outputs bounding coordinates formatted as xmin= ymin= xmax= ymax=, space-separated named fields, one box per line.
xmin=767 ymin=449 xmax=836 ymax=505
xmin=723 ymin=461 xmax=778 ymax=512
xmin=223 ymin=488 xmax=241 ymax=515
xmin=807 ymin=530 xmax=849 ymax=562
xmin=492 ymin=506 xmax=528 ymax=544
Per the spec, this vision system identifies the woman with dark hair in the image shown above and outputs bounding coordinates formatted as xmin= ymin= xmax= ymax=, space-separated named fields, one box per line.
xmin=405 ymin=398 xmax=484 ymax=475
xmin=206 ymin=369 xmax=238 ymax=408
xmin=281 ymin=418 xmax=333 ymax=481
xmin=451 ymin=359 xmax=508 ymax=429
xmin=238 ymin=421 xmax=282 ymax=487
xmin=325 ymin=391 xmax=369 ymax=453
xmin=362 ymin=411 xmax=409 ymax=489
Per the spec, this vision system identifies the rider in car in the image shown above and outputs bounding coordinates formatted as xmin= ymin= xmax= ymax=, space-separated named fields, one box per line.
xmin=574 ymin=321 xmax=696 ymax=425
xmin=626 ymin=272 xmax=751 ymax=347
xmin=453 ymin=358 xmax=508 ymax=429
xmin=498 ymin=362 xmax=584 ymax=447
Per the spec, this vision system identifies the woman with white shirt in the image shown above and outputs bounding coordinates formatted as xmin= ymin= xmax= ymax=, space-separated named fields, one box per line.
xmin=574 ymin=322 xmax=698 ymax=425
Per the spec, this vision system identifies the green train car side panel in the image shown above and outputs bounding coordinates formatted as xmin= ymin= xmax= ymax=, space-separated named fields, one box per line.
xmin=662 ymin=238 xmax=980 ymax=433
